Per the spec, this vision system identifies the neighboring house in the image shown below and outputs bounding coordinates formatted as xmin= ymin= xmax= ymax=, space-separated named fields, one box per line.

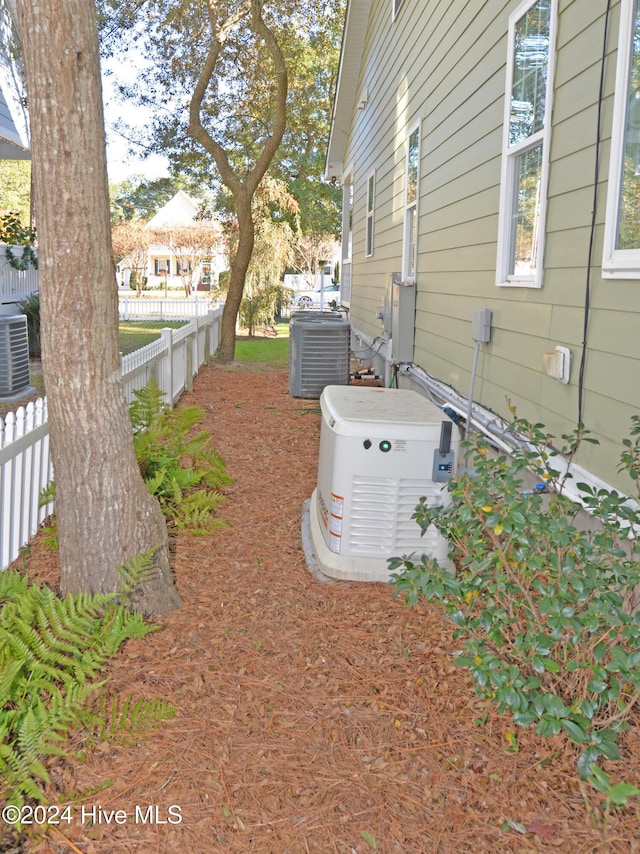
xmin=326 ymin=0 xmax=640 ymax=495
xmin=0 ymin=0 xmax=35 ymax=311
xmin=118 ymin=190 xmax=227 ymax=292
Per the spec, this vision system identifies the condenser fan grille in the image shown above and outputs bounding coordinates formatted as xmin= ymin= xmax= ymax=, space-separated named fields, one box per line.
xmin=0 ymin=315 xmax=30 ymax=397
xmin=289 ymin=313 xmax=350 ymax=399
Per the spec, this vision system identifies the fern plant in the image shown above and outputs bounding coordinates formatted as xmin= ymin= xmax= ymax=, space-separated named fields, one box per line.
xmin=83 ymin=693 xmax=175 ymax=745
xmin=0 ymin=554 xmax=159 ymax=810
xmin=37 ymin=380 xmax=232 ymax=539
xmin=130 ymin=379 xmax=232 ymax=534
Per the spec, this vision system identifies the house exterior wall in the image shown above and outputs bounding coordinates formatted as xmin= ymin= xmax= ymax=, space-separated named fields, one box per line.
xmin=0 ymin=0 xmax=29 ymax=157
xmin=332 ymin=0 xmax=638 ymax=492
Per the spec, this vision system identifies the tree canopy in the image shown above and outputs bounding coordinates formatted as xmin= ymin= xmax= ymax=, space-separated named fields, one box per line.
xmin=0 ymin=160 xmax=31 ymax=226
xmin=99 ymin=0 xmax=345 ymax=359
xmin=99 ymin=0 xmax=343 ymax=195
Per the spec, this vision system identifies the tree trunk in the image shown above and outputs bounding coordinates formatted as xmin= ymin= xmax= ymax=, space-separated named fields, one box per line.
xmin=188 ymin=2 xmax=288 ymax=363
xmin=218 ymin=192 xmax=255 ymax=363
xmin=16 ymin=0 xmax=181 ymax=613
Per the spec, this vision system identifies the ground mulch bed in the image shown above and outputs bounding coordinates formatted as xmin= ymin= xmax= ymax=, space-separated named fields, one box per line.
xmin=11 ymin=365 xmax=640 ymax=853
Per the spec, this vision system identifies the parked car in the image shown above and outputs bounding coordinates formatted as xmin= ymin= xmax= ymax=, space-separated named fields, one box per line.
xmin=293 ymin=283 xmax=340 ymax=309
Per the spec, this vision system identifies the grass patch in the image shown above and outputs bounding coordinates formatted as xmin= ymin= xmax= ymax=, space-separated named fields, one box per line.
xmin=118 ymin=321 xmax=188 ymax=355
xmin=121 ymin=319 xmax=291 ymax=364
xmin=234 ymin=321 xmax=289 ymax=365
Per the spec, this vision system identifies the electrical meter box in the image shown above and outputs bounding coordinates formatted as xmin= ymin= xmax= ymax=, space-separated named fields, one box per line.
xmin=389 ymin=277 xmax=415 ymax=363
xmin=383 ymin=272 xmax=401 ymax=335
xmin=308 ymin=385 xmax=458 ymax=582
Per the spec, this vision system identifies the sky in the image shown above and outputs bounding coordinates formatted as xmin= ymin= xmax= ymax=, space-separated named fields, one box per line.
xmin=102 ymin=59 xmax=170 ymax=185
xmin=105 ymin=127 xmax=169 ymax=185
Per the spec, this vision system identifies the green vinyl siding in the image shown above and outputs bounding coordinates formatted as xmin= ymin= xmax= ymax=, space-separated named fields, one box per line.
xmin=338 ymin=0 xmax=638 ymax=491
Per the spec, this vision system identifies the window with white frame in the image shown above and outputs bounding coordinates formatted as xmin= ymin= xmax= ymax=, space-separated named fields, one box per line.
xmin=403 ymin=124 xmax=420 ymax=281
xmin=341 ymin=173 xmax=354 ymax=305
xmin=365 ymin=171 xmax=375 ymax=257
xmin=393 ymin=0 xmax=405 ymax=20
xmin=496 ymin=0 xmax=556 ymax=288
xmin=603 ymin=0 xmax=640 ymax=277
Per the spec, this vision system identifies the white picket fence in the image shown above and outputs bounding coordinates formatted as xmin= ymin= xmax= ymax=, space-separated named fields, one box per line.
xmin=118 ymin=294 xmax=220 ymax=321
xmin=0 ymin=398 xmax=54 ymax=571
xmin=0 ymin=306 xmax=223 ymax=571
xmin=0 ymin=245 xmax=39 ymax=305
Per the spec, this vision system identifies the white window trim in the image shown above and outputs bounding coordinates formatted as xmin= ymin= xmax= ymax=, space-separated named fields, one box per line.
xmin=603 ymin=0 xmax=640 ymax=278
xmin=365 ymin=170 xmax=375 ymax=258
xmin=403 ymin=121 xmax=420 ymax=282
xmin=495 ymin=0 xmax=557 ymax=289
xmin=392 ymin=0 xmax=404 ymax=22
xmin=341 ymin=166 xmax=354 ymax=307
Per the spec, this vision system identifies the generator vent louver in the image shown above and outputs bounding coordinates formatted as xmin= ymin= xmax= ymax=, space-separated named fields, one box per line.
xmin=0 ymin=314 xmax=30 ymax=397
xmin=346 ymin=476 xmax=445 ymax=555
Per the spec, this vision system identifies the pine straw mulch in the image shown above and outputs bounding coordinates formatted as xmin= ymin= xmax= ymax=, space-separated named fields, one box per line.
xmin=12 ymin=365 xmax=640 ymax=854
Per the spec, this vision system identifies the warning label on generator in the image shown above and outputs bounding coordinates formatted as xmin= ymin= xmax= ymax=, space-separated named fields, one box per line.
xmin=329 ymin=493 xmax=344 ymax=553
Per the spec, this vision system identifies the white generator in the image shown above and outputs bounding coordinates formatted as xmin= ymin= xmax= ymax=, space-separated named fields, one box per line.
xmin=308 ymin=385 xmax=459 ymax=582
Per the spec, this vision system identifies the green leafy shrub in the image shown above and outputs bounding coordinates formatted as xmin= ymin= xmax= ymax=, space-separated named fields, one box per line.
xmin=129 ymin=269 xmax=148 ymax=292
xmin=17 ymin=292 xmax=41 ymax=358
xmin=390 ymin=416 xmax=640 ymax=784
xmin=0 ymin=211 xmax=38 ymax=270
xmin=130 ymin=379 xmax=232 ymax=534
xmin=0 ymin=554 xmax=162 ymax=809
xmin=239 ymin=281 xmax=289 ymax=335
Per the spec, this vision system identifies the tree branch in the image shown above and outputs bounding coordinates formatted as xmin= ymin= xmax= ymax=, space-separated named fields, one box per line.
xmin=246 ymin=0 xmax=288 ymax=194
xmin=188 ymin=0 xmax=252 ymax=196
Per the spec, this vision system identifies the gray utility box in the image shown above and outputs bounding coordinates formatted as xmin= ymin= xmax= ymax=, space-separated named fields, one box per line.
xmin=289 ymin=312 xmax=351 ymax=399
xmin=390 ymin=278 xmax=415 ymax=364
xmin=0 ymin=314 xmax=30 ymax=397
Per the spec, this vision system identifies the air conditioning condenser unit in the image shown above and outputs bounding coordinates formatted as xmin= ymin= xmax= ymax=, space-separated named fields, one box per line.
xmin=289 ymin=312 xmax=350 ymax=399
xmin=307 ymin=385 xmax=459 ymax=582
xmin=0 ymin=314 xmax=30 ymax=398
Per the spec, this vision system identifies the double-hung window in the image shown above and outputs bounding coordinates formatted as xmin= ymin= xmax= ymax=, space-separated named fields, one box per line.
xmin=603 ymin=0 xmax=640 ymax=277
xmin=403 ymin=124 xmax=420 ymax=281
xmin=365 ymin=171 xmax=375 ymax=257
xmin=496 ymin=0 xmax=556 ymax=288
xmin=341 ymin=172 xmax=354 ymax=305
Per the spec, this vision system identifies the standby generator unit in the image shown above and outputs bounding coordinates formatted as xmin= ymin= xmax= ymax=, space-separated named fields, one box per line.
xmin=308 ymin=385 xmax=459 ymax=582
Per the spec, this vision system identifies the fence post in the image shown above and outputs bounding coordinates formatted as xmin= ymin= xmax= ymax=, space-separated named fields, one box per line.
xmin=204 ymin=311 xmax=212 ymax=365
xmin=209 ymin=309 xmax=219 ymax=358
xmin=194 ymin=306 xmax=200 ymax=367
xmin=186 ymin=329 xmax=194 ymax=393
xmin=160 ymin=327 xmax=174 ymax=406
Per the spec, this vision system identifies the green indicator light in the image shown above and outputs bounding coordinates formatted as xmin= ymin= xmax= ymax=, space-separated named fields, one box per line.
xmin=379 ymin=440 xmax=392 ymax=453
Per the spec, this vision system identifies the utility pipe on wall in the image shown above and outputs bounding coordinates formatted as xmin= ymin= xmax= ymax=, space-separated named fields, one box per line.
xmin=351 ymin=327 xmax=627 ymax=509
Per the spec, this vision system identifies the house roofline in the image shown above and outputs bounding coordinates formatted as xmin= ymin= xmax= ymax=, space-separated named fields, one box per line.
xmin=324 ymin=0 xmax=371 ymax=181
xmin=6 ymin=0 xmax=17 ymax=21
xmin=0 ymin=132 xmax=30 ymax=159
